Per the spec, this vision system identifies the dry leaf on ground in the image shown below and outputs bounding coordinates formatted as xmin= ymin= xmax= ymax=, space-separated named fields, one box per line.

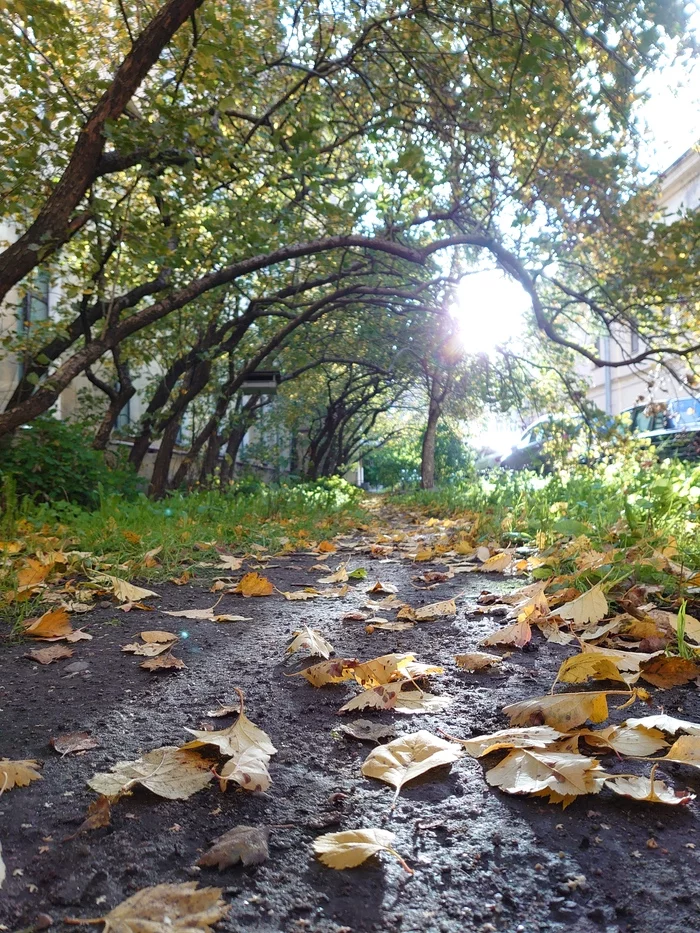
xmin=50 ymin=731 xmax=99 ymax=756
xmin=318 ymin=540 xmax=337 ymax=553
xmin=70 ymin=795 xmax=112 ymax=836
xmin=280 ymin=589 xmax=319 ymax=601
xmin=102 ymin=882 xmax=229 ymax=933
xmin=624 ymin=715 xmax=700 ymax=736
xmin=362 ymin=731 xmax=462 ymax=805
xmin=293 ymin=658 xmax=358 ymax=687
xmin=286 ymin=626 xmax=334 ymax=659
xmin=141 ymin=653 xmax=186 ymax=671
xmin=198 ymin=825 xmax=270 ymax=868
xmin=184 ymin=713 xmax=276 ymax=760
xmin=481 ymin=551 xmax=513 ymax=572
xmin=24 ymin=644 xmax=74 ymax=665
xmin=455 ymin=652 xmax=502 ymax=671
xmin=556 ymin=585 xmax=608 ymax=627
xmin=503 ymin=691 xmax=613 ymax=731
xmin=338 ymin=682 xmax=452 ymax=715
xmin=352 ymin=653 xmax=415 ymax=687
xmin=317 ymin=565 xmax=348 ymax=584
xmin=313 ymin=828 xmax=412 ymax=873
xmin=639 ymin=656 xmax=700 ymax=688
xmin=605 ymin=767 xmax=695 ymax=806
xmin=486 ymin=748 xmax=606 ymax=806
xmin=367 ymin=582 xmax=398 ymax=595
xmin=162 ymin=606 xmax=251 ymax=622
xmin=555 ymin=653 xmax=629 ymax=686
xmin=217 ymin=745 xmax=273 ymax=792
xmin=218 ymin=555 xmax=243 ymax=572
xmin=0 ymin=758 xmax=42 ymax=793
xmin=343 ymin=610 xmax=369 ymax=622
xmin=368 ymin=620 xmax=415 ymax=632
xmin=659 ymin=735 xmax=700 ymax=769
xmin=23 ymin=608 xmax=73 ymax=640
xmin=482 ymin=620 xmax=532 ymax=648
xmin=454 ymin=726 xmax=566 ymax=758
xmin=97 ymin=574 xmax=160 ymax=603
xmin=234 ymin=572 xmax=274 ymax=597
xmin=88 ymin=746 xmax=214 ymax=799
xmin=413 ymin=598 xmax=457 ymax=621
xmin=576 ymin=723 xmax=668 ymax=757
xmin=339 ymin=720 xmax=397 ymax=742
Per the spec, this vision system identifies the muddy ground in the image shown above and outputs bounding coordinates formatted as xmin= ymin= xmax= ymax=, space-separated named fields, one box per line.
xmin=1 ymin=543 xmax=700 ymax=933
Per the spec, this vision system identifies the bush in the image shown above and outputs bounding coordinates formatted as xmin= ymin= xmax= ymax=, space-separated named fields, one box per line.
xmin=0 ymin=416 xmax=143 ymax=509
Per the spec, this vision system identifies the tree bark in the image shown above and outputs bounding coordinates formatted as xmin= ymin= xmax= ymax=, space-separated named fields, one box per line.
xmin=421 ymin=397 xmax=441 ymax=490
xmin=0 ymin=0 xmax=204 ymax=303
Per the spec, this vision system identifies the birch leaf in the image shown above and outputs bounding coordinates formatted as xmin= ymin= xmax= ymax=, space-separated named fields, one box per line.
xmin=455 ymin=652 xmax=502 ymax=671
xmin=367 ymin=582 xmax=398 ymax=595
xmin=102 ymin=882 xmax=228 ymax=933
xmin=339 ymin=720 xmax=397 ymax=742
xmin=0 ymin=758 xmax=42 ymax=793
xmin=313 ymin=828 xmax=411 ymax=872
xmin=140 ymin=653 xmax=186 ymax=671
xmin=88 ymin=747 xmax=214 ymax=799
xmin=361 ymin=730 xmax=463 ymax=804
xmin=280 ymin=590 xmax=319 ymax=601
xmin=286 ymin=626 xmax=334 ymax=659
xmin=503 ymin=691 xmax=612 ymax=730
xmin=414 ymin=598 xmax=456 ymax=621
xmin=556 ymin=585 xmax=608 ymax=627
xmin=486 ymin=748 xmax=606 ymax=804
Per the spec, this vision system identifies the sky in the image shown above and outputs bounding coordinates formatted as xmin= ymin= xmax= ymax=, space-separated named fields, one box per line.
xmin=454 ymin=9 xmax=700 ymax=452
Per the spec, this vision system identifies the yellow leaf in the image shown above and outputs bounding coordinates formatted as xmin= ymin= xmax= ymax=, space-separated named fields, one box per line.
xmin=367 ymin=582 xmax=398 ymax=595
xmin=317 ymin=565 xmax=348 ymax=585
xmin=318 ymin=540 xmax=337 ymax=553
xmin=352 ymin=653 xmax=415 ymax=687
xmin=97 ymin=574 xmax=160 ymax=602
xmin=455 ymin=652 xmax=502 ymax=671
xmin=660 ymin=735 xmax=700 ymax=769
xmin=639 ymin=656 xmax=700 ymax=689
xmin=218 ymin=745 xmax=272 ymax=792
xmin=605 ymin=767 xmax=695 ymax=806
xmin=339 ymin=682 xmax=452 ymax=715
xmin=234 ymin=572 xmax=274 ymax=597
xmin=102 ymin=882 xmax=229 ymax=933
xmin=0 ymin=758 xmax=42 ymax=793
xmin=313 ymin=828 xmax=412 ymax=872
xmin=485 ymin=748 xmax=606 ymax=804
xmin=624 ymin=715 xmax=700 ymax=736
xmin=88 ymin=747 xmax=214 ymax=799
xmin=294 ymin=659 xmax=358 ymax=687
xmin=361 ymin=731 xmax=462 ymax=804
xmin=454 ymin=725 xmax=566 ymax=758
xmin=482 ymin=620 xmax=531 ymax=648
xmin=481 ymin=551 xmax=512 ymax=572
xmin=184 ymin=713 xmax=276 ymax=760
xmin=23 ymin=608 xmax=73 ymax=640
xmin=555 ymin=653 xmax=629 ymax=686
xmin=414 ymin=598 xmax=456 ymax=621
xmin=503 ymin=691 xmax=612 ymax=730
xmin=577 ymin=723 xmax=668 ymax=757
xmin=556 ymin=585 xmax=608 ymax=627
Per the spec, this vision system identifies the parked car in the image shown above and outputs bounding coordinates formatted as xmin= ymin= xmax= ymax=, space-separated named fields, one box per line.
xmin=498 ymin=416 xmax=584 ymax=472
xmin=622 ymin=397 xmax=700 ymax=461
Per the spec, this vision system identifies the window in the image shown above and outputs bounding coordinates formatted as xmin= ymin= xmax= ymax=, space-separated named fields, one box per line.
xmin=115 ymin=399 xmax=131 ymax=431
xmin=20 ymin=270 xmax=50 ymax=329
xmin=630 ymin=330 xmax=639 ymax=354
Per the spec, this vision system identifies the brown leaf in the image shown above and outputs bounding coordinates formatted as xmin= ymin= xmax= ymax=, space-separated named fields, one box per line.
xmin=197 ymin=825 xmax=270 ymax=869
xmin=101 ymin=882 xmax=228 ymax=933
xmin=639 ymin=656 xmax=700 ymax=689
xmin=140 ymin=653 xmax=186 ymax=671
xmin=50 ymin=731 xmax=99 ymax=756
xmin=234 ymin=572 xmax=274 ymax=597
xmin=23 ymin=608 xmax=73 ymax=640
xmin=73 ymin=795 xmax=112 ymax=835
xmin=24 ymin=645 xmax=74 ymax=665
xmin=503 ymin=691 xmax=612 ymax=731
xmin=455 ymin=652 xmax=502 ymax=672
xmin=414 ymin=598 xmax=457 ymax=622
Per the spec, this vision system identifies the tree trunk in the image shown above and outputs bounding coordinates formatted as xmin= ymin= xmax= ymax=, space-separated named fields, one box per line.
xmin=92 ymin=386 xmax=136 ymax=451
xmin=421 ymin=400 xmax=441 ymax=490
xmin=148 ymin=418 xmax=182 ymax=499
xmin=218 ymin=426 xmax=247 ymax=485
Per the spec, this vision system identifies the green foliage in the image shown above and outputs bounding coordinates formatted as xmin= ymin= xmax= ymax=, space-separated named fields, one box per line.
xmin=0 ymin=416 xmax=143 ymax=508
xmin=364 ymin=424 xmax=473 ymax=488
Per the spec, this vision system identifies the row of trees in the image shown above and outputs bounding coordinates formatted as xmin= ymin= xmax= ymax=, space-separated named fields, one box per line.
xmin=1 ymin=0 xmax=698 ymax=492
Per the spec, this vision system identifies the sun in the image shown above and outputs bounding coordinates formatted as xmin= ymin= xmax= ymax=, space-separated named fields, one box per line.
xmin=452 ymin=269 xmax=530 ymax=356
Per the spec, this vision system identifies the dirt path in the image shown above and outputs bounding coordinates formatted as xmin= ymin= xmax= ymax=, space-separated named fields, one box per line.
xmin=2 ymin=536 xmax=700 ymax=933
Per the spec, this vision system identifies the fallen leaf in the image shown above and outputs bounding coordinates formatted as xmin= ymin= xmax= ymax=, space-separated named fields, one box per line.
xmin=24 ymin=645 xmax=74 ymax=665
xmin=102 ymin=882 xmax=228 ymax=933
xmin=0 ymin=758 xmax=42 ymax=793
xmin=63 ymin=629 xmax=92 ymax=643
xmin=317 ymin=565 xmax=348 ymax=584
xmin=122 ymin=641 xmax=175 ymax=657
xmin=339 ymin=720 xmax=397 ymax=742
xmin=556 ymin=585 xmax=608 ymax=627
xmin=486 ymin=748 xmax=606 ymax=805
xmin=318 ymin=540 xmax=337 ymax=553
xmin=294 ymin=658 xmax=358 ymax=687
xmin=234 ymin=572 xmax=273 ymax=597
xmin=23 ymin=608 xmax=73 ymax=640
xmin=352 ymin=653 xmax=415 ymax=687
xmin=280 ymin=590 xmax=319 ymax=601
xmin=141 ymin=630 xmax=178 ymax=643
xmin=342 ymin=610 xmax=368 ymax=622
xmin=197 ymin=825 xmax=270 ymax=868
xmin=217 ymin=745 xmax=272 ymax=792
xmin=555 ymin=653 xmax=629 ymax=686
xmin=206 ymin=704 xmax=240 ymax=718
xmin=348 ymin=568 xmax=367 ymax=580
xmin=413 ymin=598 xmax=457 ymax=622
xmin=361 ymin=730 xmax=462 ymax=804
xmin=481 ymin=551 xmax=512 ymax=572
xmin=339 ymin=682 xmax=452 ymax=715
xmin=71 ymin=795 xmax=111 ymax=836
xmin=88 ymin=747 xmax=214 ymax=799
xmin=367 ymin=582 xmax=398 ymax=595
xmin=218 ymin=555 xmax=243 ymax=572
xmin=368 ymin=620 xmax=415 ymax=632
xmin=624 ymin=715 xmax=700 ymax=736
xmin=639 ymin=656 xmax=700 ymax=688
xmin=606 ymin=767 xmax=695 ymax=806
xmin=455 ymin=652 xmax=502 ymax=671
xmin=482 ymin=620 xmax=532 ymax=648
xmin=503 ymin=692 xmax=613 ymax=731
xmin=313 ymin=828 xmax=412 ymax=873
xmin=454 ymin=726 xmax=566 ymax=758
xmin=659 ymin=735 xmax=700 ymax=769
xmin=286 ymin=626 xmax=334 ymax=659
xmin=577 ymin=723 xmax=668 ymax=757
xmin=140 ymin=653 xmax=186 ymax=671
xmin=96 ymin=574 xmax=159 ymax=602
xmin=50 ymin=731 xmax=99 ymax=756
xmin=162 ymin=605 xmax=250 ymax=622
